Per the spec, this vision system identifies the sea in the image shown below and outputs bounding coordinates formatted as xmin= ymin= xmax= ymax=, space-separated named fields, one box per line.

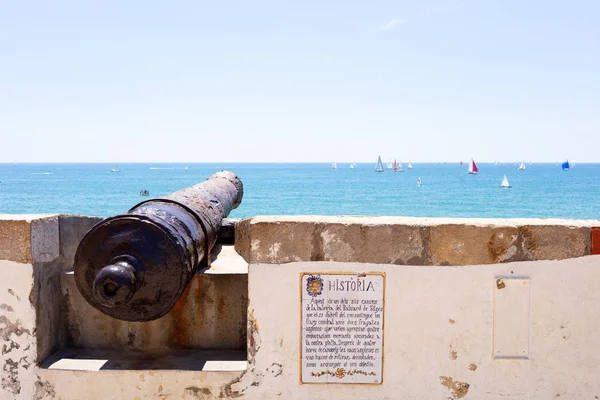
xmin=0 ymin=163 xmax=599 ymax=220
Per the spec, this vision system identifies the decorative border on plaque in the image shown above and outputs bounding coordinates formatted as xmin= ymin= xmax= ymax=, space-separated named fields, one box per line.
xmin=311 ymin=368 xmax=377 ymax=378
xmin=299 ymin=271 xmax=386 ymax=385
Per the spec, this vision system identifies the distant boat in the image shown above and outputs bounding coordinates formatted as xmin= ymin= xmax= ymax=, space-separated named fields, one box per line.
xmin=139 ymin=189 xmax=149 ymax=196
xmin=110 ymin=168 xmax=120 ymax=173
xmin=349 ymin=162 xmax=356 ymax=169
xmin=467 ymin=159 xmax=479 ymax=174
xmin=460 ymin=161 xmax=463 ymax=166
xmin=518 ymin=161 xmax=526 ymax=171
xmin=332 ymin=162 xmax=337 ymax=170
xmin=562 ymin=160 xmax=570 ymax=171
xmin=417 ymin=177 xmax=423 ymax=187
xmin=408 ymin=162 xmax=413 ymax=169
xmin=393 ymin=159 xmax=398 ymax=172
xmin=375 ymin=156 xmax=384 ymax=172
xmin=500 ymin=174 xmax=511 ymax=188
xmin=398 ymin=162 xmax=404 ymax=172
xmin=386 ymin=159 xmax=393 ymax=170
xmin=184 ymin=166 xmax=188 ymax=171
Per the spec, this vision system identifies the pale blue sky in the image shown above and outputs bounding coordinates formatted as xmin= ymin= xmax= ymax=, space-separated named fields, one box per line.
xmin=1 ymin=0 xmax=598 ymax=163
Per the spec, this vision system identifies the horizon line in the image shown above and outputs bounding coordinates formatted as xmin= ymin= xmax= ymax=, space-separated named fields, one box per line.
xmin=0 ymin=160 xmax=589 ymax=164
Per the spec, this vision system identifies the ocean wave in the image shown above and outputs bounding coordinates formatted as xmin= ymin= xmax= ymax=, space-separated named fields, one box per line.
xmin=30 ymin=172 xmax=54 ymax=175
xmin=149 ymin=167 xmax=175 ymax=170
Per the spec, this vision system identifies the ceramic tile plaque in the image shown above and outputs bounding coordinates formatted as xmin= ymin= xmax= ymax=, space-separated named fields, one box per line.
xmin=300 ymin=272 xmax=385 ymax=384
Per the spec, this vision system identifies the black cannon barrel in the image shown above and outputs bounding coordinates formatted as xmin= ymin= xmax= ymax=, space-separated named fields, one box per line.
xmin=74 ymin=171 xmax=243 ymax=321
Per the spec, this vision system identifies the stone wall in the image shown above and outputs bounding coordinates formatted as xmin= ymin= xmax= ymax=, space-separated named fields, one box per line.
xmin=2 ymin=214 xmax=600 ymax=399
xmin=235 ymin=216 xmax=599 ymax=265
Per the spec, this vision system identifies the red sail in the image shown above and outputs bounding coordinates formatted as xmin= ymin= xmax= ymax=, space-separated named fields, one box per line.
xmin=393 ymin=159 xmax=397 ymax=171
xmin=472 ymin=160 xmax=479 ymax=172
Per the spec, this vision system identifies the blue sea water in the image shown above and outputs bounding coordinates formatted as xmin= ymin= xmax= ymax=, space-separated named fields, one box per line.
xmin=0 ymin=163 xmax=599 ymax=220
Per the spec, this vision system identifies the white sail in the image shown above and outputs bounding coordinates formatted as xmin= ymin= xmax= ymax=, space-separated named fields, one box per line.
xmin=398 ymin=163 xmax=403 ymax=172
xmin=467 ymin=159 xmax=478 ymax=174
xmin=375 ymin=156 xmax=384 ymax=172
xmin=332 ymin=162 xmax=337 ymax=170
xmin=386 ymin=159 xmax=393 ymax=169
xmin=408 ymin=162 xmax=412 ymax=169
xmin=518 ymin=161 xmax=526 ymax=170
xmin=501 ymin=174 xmax=511 ymax=188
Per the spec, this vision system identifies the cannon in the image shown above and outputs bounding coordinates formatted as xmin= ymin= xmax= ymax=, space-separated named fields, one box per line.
xmin=73 ymin=171 xmax=243 ymax=322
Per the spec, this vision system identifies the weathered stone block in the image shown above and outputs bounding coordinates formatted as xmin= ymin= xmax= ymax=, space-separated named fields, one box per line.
xmin=58 ymin=215 xmax=102 ymax=269
xmin=520 ymin=225 xmax=591 ymax=260
xmin=321 ymin=223 xmax=430 ymax=265
xmin=237 ymin=218 xmax=318 ymax=264
xmin=430 ymin=224 xmax=519 ymax=265
xmin=236 ymin=217 xmax=432 ymax=265
xmin=0 ymin=215 xmax=59 ymax=264
xmin=234 ymin=218 xmax=251 ymax=262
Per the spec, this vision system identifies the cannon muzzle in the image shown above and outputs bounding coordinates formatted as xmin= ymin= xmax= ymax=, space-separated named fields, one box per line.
xmin=74 ymin=171 xmax=243 ymax=321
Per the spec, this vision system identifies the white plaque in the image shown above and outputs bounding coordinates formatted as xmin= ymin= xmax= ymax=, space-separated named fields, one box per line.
xmin=301 ymin=272 xmax=385 ymax=384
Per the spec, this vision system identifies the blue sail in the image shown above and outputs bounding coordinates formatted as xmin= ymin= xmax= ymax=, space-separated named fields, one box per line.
xmin=562 ymin=160 xmax=570 ymax=170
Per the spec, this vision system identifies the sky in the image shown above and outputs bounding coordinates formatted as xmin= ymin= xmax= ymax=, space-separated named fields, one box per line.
xmin=0 ymin=0 xmax=599 ymax=163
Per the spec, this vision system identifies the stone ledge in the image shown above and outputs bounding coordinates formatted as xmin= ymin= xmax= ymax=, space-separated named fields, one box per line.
xmin=41 ymin=349 xmax=247 ymax=371
xmin=236 ymin=216 xmax=600 ymax=266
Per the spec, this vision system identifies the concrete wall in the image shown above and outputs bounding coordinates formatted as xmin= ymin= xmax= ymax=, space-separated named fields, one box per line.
xmin=2 ymin=214 xmax=600 ymax=399
xmin=0 ymin=215 xmax=60 ymax=399
xmin=242 ymin=257 xmax=600 ymax=399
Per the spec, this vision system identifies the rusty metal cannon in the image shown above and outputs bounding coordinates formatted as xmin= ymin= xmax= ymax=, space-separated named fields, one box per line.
xmin=74 ymin=171 xmax=243 ymax=322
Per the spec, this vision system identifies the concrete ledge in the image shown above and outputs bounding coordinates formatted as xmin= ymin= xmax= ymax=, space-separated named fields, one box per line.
xmin=206 ymin=244 xmax=249 ymax=274
xmin=236 ymin=216 xmax=600 ymax=266
xmin=41 ymin=349 xmax=247 ymax=371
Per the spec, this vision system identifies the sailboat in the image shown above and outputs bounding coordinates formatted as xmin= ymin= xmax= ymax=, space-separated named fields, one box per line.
xmin=518 ymin=161 xmax=526 ymax=171
xmin=562 ymin=160 xmax=570 ymax=171
xmin=375 ymin=156 xmax=384 ymax=172
xmin=500 ymin=174 xmax=511 ymax=188
xmin=408 ymin=162 xmax=413 ymax=169
xmin=110 ymin=163 xmax=121 ymax=173
xmin=332 ymin=162 xmax=337 ymax=170
xmin=398 ymin=162 xmax=404 ymax=172
xmin=467 ymin=159 xmax=478 ymax=174
xmin=417 ymin=177 xmax=423 ymax=187
xmin=184 ymin=166 xmax=188 ymax=171
xmin=349 ymin=162 xmax=355 ymax=169
xmin=393 ymin=159 xmax=398 ymax=172
xmin=386 ymin=159 xmax=393 ymax=170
